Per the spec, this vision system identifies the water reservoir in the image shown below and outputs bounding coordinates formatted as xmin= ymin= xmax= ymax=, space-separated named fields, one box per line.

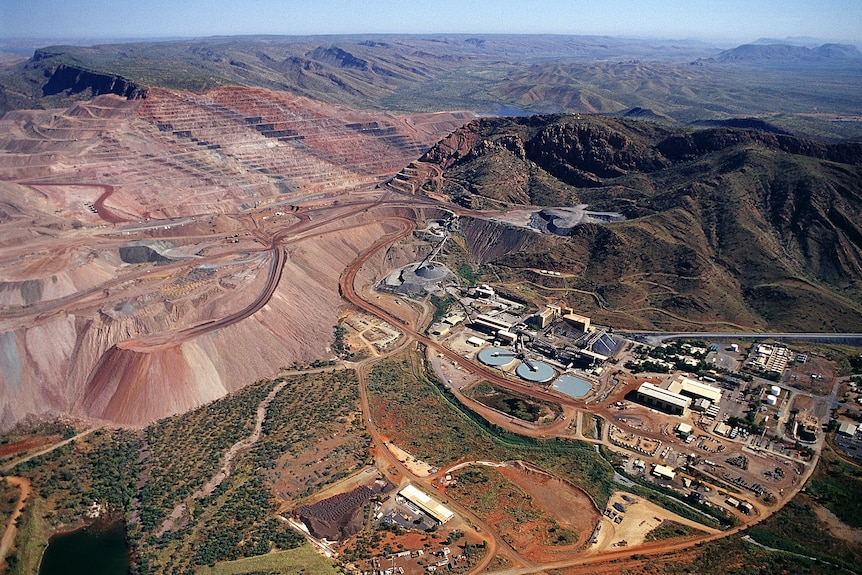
xmin=553 ymin=374 xmax=593 ymax=398
xmin=40 ymin=519 xmax=129 ymax=575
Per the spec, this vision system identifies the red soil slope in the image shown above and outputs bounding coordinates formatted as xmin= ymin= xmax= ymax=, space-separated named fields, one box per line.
xmin=0 ymin=88 xmax=473 ymax=428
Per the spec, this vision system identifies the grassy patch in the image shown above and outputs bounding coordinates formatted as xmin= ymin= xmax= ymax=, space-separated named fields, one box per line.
xmin=196 ymin=546 xmax=339 ymax=575
xmin=806 ymin=444 xmax=862 ymax=528
xmin=644 ymin=520 xmax=706 ymax=542
xmin=466 ymin=383 xmax=562 ymax=423
xmin=747 ymin=497 xmax=862 ymax=572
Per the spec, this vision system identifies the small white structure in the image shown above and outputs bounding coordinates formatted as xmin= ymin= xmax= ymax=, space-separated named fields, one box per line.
xmin=837 ymin=421 xmax=858 ymax=437
xmin=675 ymin=422 xmax=693 ymax=438
xmin=766 ymin=394 xmax=778 ymax=406
xmin=770 ymin=385 xmax=781 ymax=396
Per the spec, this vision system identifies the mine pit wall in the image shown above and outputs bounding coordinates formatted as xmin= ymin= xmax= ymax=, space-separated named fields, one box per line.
xmin=461 ymin=216 xmax=539 ymax=265
xmin=0 ymin=216 xmax=408 ymax=430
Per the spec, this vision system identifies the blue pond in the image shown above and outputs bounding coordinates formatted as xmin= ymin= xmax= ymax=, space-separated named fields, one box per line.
xmin=553 ymin=375 xmax=593 ymax=398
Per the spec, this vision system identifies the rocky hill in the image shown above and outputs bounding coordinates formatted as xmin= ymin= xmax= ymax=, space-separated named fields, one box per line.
xmin=411 ymin=115 xmax=862 ymax=331
xmin=713 ymin=43 xmax=862 ymax=63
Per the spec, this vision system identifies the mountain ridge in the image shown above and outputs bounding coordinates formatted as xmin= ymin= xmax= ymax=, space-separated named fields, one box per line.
xmin=2 ymin=35 xmax=861 ymax=141
xmin=407 ymin=114 xmax=862 ymax=331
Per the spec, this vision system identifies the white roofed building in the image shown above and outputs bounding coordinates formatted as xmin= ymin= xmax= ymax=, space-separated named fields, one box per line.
xmin=400 ymin=485 xmax=455 ymax=524
xmin=635 ymin=383 xmax=690 ymax=415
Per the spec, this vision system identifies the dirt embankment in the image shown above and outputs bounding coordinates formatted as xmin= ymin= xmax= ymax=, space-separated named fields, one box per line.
xmin=461 ymin=216 xmax=538 ymax=265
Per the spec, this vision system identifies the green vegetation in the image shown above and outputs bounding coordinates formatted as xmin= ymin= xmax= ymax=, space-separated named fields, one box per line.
xmin=747 ymin=497 xmax=862 ymax=572
xmin=625 ymin=340 xmax=708 ymax=373
xmin=367 ymin=350 xmax=615 ymax=507
xmin=253 ymin=369 xmax=370 ymax=499
xmin=136 ymin=370 xmax=365 ymax=574
xmin=196 ymin=546 xmax=339 ymax=575
xmin=644 ymin=520 xmax=705 ymax=542
xmin=681 ymin=535 xmax=847 ymax=575
xmin=5 ymin=368 xmax=366 ymax=575
xmin=806 ymin=444 xmax=862 ymax=528
xmin=0 ymin=478 xmax=19 ymax=531
xmin=7 ymin=428 xmax=141 ymax=575
xmin=331 ymin=324 xmax=354 ymax=360
xmin=140 ymin=380 xmax=274 ymax=533
xmin=428 ymin=294 xmax=455 ymax=324
xmin=13 ymin=428 xmax=141 ymax=525
xmin=468 ymin=383 xmax=562 ymax=423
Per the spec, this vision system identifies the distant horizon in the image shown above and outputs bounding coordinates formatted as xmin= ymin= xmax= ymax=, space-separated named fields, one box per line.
xmin=0 ymin=32 xmax=857 ymax=58
xmin=1 ymin=1 xmax=860 ymax=47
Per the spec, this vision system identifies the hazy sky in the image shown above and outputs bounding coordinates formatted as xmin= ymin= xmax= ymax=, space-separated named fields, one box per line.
xmin=2 ymin=0 xmax=860 ymax=44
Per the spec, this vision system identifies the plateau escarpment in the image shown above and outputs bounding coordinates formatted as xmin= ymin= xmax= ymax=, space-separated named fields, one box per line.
xmin=409 ymin=115 xmax=862 ymax=331
xmin=0 ymin=88 xmax=473 ymax=430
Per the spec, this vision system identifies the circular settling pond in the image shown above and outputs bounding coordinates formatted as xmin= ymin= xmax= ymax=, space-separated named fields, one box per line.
xmin=516 ymin=359 xmax=555 ymax=383
xmin=478 ymin=346 xmax=517 ymax=367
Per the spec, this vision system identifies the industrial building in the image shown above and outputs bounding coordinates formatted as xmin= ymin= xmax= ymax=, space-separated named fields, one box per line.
xmin=528 ymin=306 xmax=557 ymax=329
xmin=399 ymin=485 xmax=454 ymax=524
xmin=838 ymin=421 xmax=858 ymax=437
xmin=563 ymin=313 xmax=591 ymax=333
xmin=674 ymin=423 xmax=693 ymax=438
xmin=665 ymin=374 xmax=722 ymax=404
xmin=652 ymin=464 xmax=676 ymax=480
xmin=472 ymin=314 xmax=515 ymax=334
xmin=635 ymin=383 xmax=690 ymax=415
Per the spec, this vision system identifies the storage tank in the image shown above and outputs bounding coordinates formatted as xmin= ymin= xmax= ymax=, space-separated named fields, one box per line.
xmin=770 ymin=385 xmax=781 ymax=396
xmin=766 ymin=394 xmax=778 ymax=405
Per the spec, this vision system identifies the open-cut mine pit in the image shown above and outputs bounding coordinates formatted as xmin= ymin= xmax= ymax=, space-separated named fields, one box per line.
xmin=0 ymin=87 xmax=474 ymax=430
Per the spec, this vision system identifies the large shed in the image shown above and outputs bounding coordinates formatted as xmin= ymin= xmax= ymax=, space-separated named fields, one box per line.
xmin=635 ymin=383 xmax=690 ymax=415
xmin=399 ymin=485 xmax=454 ymax=524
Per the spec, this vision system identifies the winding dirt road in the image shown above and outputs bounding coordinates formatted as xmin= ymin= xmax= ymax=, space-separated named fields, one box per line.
xmin=0 ymin=476 xmax=30 ymax=568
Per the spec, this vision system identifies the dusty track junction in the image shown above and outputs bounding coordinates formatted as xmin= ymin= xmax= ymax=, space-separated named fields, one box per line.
xmin=0 ymin=86 xmax=857 ymax=574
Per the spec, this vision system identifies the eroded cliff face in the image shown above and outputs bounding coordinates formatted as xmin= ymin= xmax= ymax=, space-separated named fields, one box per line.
xmin=41 ymin=63 xmax=147 ymax=99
